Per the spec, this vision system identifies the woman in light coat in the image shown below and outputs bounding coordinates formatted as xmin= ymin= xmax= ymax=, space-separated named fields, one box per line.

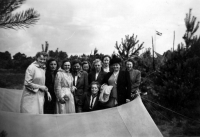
xmin=20 ymin=52 xmax=51 ymax=114
xmin=54 ymin=60 xmax=76 ymax=114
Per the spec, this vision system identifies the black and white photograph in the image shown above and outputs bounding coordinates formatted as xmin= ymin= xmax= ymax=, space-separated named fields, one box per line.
xmin=0 ymin=0 xmax=200 ymax=136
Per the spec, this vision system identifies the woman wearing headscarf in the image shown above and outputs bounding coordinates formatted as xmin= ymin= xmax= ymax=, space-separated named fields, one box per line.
xmin=54 ymin=59 xmax=76 ymax=114
xmin=44 ymin=58 xmax=59 ymax=114
xmin=125 ymin=58 xmax=141 ymax=100
xmin=101 ymin=56 xmax=130 ymax=108
xmin=88 ymin=59 xmax=106 ymax=85
xmin=20 ymin=52 xmax=51 ymax=114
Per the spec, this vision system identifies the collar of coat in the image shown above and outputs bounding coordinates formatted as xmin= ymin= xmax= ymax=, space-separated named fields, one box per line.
xmin=73 ymin=70 xmax=84 ymax=78
xmin=33 ymin=61 xmax=46 ymax=69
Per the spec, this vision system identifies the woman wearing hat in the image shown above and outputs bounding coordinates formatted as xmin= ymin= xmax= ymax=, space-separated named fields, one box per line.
xmin=101 ymin=56 xmax=131 ymax=108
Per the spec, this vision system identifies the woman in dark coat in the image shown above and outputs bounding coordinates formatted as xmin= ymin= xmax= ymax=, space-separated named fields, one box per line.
xmin=44 ymin=58 xmax=59 ymax=114
xmin=125 ymin=58 xmax=141 ymax=100
xmin=79 ymin=81 xmax=101 ymax=112
xmin=101 ymin=56 xmax=131 ymax=108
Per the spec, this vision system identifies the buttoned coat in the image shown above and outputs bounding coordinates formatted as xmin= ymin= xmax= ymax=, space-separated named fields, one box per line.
xmin=88 ymin=70 xmax=107 ymax=85
xmin=102 ymin=71 xmax=131 ymax=106
xmin=128 ymin=69 xmax=141 ymax=94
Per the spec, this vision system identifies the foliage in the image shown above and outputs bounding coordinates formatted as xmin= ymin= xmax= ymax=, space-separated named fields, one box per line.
xmin=0 ymin=0 xmax=40 ymax=29
xmin=152 ymin=9 xmax=200 ymax=118
xmin=183 ymin=9 xmax=200 ymax=47
xmin=115 ymin=34 xmax=144 ymax=60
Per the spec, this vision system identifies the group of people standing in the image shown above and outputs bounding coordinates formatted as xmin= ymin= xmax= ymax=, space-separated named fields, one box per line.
xmin=20 ymin=51 xmax=141 ymax=114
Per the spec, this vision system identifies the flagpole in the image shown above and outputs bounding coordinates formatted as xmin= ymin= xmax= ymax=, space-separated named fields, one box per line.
xmin=173 ymin=31 xmax=175 ymax=51
xmin=152 ymin=36 xmax=155 ymax=70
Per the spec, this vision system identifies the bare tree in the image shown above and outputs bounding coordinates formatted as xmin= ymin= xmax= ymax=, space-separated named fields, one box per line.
xmin=115 ymin=34 xmax=144 ymax=60
xmin=0 ymin=0 xmax=40 ymax=29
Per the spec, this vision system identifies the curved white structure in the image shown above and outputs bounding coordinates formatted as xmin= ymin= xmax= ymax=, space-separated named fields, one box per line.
xmin=0 ymin=88 xmax=163 ymax=137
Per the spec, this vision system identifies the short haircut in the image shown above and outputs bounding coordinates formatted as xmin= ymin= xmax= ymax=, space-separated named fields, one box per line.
xmin=125 ymin=58 xmax=135 ymax=66
xmin=61 ymin=59 xmax=71 ymax=69
xmin=103 ymin=55 xmax=111 ymax=61
xmin=92 ymin=59 xmax=102 ymax=66
xmin=35 ymin=51 xmax=48 ymax=58
xmin=71 ymin=59 xmax=81 ymax=66
xmin=90 ymin=81 xmax=100 ymax=89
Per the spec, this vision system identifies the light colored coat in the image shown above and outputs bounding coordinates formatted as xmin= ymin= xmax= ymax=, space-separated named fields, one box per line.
xmin=20 ymin=61 xmax=46 ymax=114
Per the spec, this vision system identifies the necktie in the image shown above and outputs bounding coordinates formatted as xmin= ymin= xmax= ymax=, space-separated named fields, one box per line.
xmin=90 ymin=95 xmax=97 ymax=109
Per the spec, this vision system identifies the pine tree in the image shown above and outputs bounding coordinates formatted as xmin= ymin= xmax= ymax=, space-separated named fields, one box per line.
xmin=115 ymin=34 xmax=144 ymax=60
xmin=0 ymin=0 xmax=40 ymax=29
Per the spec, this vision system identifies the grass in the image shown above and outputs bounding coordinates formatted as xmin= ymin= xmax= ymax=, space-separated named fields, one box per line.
xmin=0 ymin=72 xmax=24 ymax=89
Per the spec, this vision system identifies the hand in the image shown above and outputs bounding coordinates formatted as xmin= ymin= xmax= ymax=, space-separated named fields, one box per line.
xmin=126 ymin=99 xmax=130 ymax=103
xmin=40 ymin=86 xmax=48 ymax=92
xmin=100 ymin=84 xmax=107 ymax=90
xmin=63 ymin=95 xmax=69 ymax=101
xmin=131 ymin=92 xmax=138 ymax=100
xmin=46 ymin=91 xmax=52 ymax=101
xmin=71 ymin=86 xmax=77 ymax=93
xmin=59 ymin=97 xmax=66 ymax=104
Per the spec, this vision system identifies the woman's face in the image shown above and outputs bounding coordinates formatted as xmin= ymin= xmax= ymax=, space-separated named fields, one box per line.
xmin=126 ymin=61 xmax=133 ymax=71
xmin=63 ymin=62 xmax=71 ymax=72
xmin=103 ymin=57 xmax=110 ymax=67
xmin=49 ymin=61 xmax=57 ymax=71
xmin=82 ymin=64 xmax=89 ymax=71
xmin=112 ymin=63 xmax=120 ymax=72
xmin=37 ymin=55 xmax=46 ymax=67
xmin=73 ymin=63 xmax=81 ymax=72
xmin=94 ymin=62 xmax=102 ymax=72
xmin=91 ymin=84 xmax=99 ymax=95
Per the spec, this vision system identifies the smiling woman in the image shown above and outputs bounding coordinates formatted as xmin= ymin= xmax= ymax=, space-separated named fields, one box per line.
xmin=20 ymin=51 xmax=52 ymax=114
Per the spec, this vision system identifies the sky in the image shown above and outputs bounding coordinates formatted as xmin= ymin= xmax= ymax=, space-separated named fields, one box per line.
xmin=0 ymin=0 xmax=200 ymax=57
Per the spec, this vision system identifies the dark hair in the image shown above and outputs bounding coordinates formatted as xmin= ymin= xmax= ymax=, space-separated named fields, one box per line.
xmin=71 ymin=59 xmax=81 ymax=67
xmin=61 ymin=59 xmax=71 ymax=69
xmin=90 ymin=81 xmax=100 ymax=90
xmin=125 ymin=58 xmax=135 ymax=66
xmin=102 ymin=55 xmax=111 ymax=62
xmin=82 ymin=60 xmax=91 ymax=73
xmin=35 ymin=51 xmax=48 ymax=59
xmin=46 ymin=58 xmax=59 ymax=71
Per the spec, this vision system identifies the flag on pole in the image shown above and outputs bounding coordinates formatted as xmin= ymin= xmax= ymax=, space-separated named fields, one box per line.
xmin=156 ymin=31 xmax=162 ymax=36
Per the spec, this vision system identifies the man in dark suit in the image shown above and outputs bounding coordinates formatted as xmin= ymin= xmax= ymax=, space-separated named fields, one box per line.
xmin=88 ymin=59 xmax=107 ymax=85
xmin=78 ymin=81 xmax=101 ymax=112
xmin=71 ymin=59 xmax=88 ymax=113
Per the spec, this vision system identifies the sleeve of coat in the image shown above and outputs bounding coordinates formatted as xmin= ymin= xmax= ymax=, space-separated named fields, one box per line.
xmin=126 ymin=71 xmax=131 ymax=99
xmin=24 ymin=65 xmax=44 ymax=93
xmin=54 ymin=72 xmax=62 ymax=100
xmin=132 ymin=71 xmax=141 ymax=90
xmin=84 ymin=72 xmax=89 ymax=93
